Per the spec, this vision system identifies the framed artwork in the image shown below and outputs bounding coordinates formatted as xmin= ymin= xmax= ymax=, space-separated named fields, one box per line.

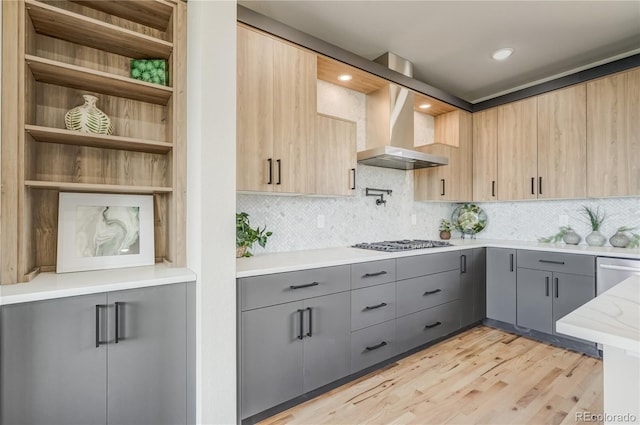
xmin=56 ymin=192 xmax=155 ymax=273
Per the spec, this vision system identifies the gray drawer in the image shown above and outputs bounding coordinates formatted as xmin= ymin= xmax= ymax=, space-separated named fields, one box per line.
xmin=240 ymin=265 xmax=350 ymax=311
xmin=517 ymin=250 xmax=595 ymax=276
xmin=351 ymin=320 xmax=397 ymax=373
xmin=396 ymin=270 xmax=460 ymax=317
xmin=351 ymin=283 xmax=396 ymax=331
xmin=396 ymin=300 xmax=461 ymax=354
xmin=396 ymin=251 xmax=460 ymax=281
xmin=351 ymin=259 xmax=396 ymax=289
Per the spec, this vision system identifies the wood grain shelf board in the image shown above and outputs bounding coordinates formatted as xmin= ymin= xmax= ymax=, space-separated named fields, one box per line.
xmin=69 ymin=0 xmax=174 ymax=32
xmin=25 ymin=181 xmax=173 ymax=194
xmin=317 ymin=56 xmax=388 ymax=94
xmin=414 ymin=92 xmax=457 ymax=116
xmin=26 ymin=0 xmax=173 ymax=59
xmin=26 ymin=55 xmax=173 ymax=105
xmin=26 ymin=125 xmax=173 ymax=154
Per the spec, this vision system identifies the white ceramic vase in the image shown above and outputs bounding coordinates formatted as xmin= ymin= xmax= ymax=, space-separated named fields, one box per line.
xmin=586 ymin=230 xmax=606 ymax=247
xmin=64 ymin=94 xmax=113 ymax=135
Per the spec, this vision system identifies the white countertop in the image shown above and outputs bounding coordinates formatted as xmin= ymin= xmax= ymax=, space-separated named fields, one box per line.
xmin=236 ymin=239 xmax=640 ymax=278
xmin=0 ymin=264 xmax=196 ymax=306
xmin=557 ymin=275 xmax=640 ymax=354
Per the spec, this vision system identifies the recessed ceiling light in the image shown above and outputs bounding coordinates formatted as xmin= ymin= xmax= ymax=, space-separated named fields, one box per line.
xmin=337 ymin=74 xmax=352 ymax=81
xmin=492 ymin=48 xmax=514 ymax=61
xmin=419 ymin=103 xmax=431 ymax=109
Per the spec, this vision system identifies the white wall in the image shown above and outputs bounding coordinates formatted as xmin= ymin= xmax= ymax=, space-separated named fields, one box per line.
xmin=187 ymin=1 xmax=236 ymax=424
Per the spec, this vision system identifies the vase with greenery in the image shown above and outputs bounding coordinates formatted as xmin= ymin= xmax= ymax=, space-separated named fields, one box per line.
xmin=581 ymin=206 xmax=606 ymax=247
xmin=236 ymin=212 xmax=272 ymax=257
xmin=609 ymin=226 xmax=635 ymax=248
xmin=439 ymin=219 xmax=454 ymax=240
xmin=538 ymin=225 xmax=580 ymax=245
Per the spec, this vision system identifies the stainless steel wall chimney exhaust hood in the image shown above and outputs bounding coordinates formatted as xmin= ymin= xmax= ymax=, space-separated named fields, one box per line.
xmin=358 ymin=52 xmax=449 ymax=170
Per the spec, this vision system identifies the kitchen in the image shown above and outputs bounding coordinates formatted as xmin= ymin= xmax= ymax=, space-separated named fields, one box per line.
xmin=0 ymin=1 xmax=639 ymax=425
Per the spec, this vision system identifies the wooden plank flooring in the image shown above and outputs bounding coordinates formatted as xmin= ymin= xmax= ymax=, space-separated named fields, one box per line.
xmin=259 ymin=326 xmax=603 ymax=425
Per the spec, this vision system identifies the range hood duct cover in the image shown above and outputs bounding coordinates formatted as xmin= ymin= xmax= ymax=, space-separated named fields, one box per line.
xmin=358 ymin=52 xmax=449 ymax=170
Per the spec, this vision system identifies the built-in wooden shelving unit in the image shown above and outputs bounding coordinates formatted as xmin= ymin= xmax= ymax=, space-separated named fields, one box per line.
xmin=1 ymin=0 xmax=187 ymax=284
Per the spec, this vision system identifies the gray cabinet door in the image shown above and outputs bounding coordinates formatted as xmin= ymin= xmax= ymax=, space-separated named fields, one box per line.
xmin=351 ymin=282 xmax=396 ymax=331
xmin=396 ymin=269 xmax=460 ymax=317
xmin=350 ymin=319 xmax=396 ymax=373
xmin=1 ymin=294 xmax=108 ymax=425
xmin=302 ymin=292 xmax=351 ymax=392
xmin=459 ymin=250 xmax=474 ymax=327
xmin=396 ymin=300 xmax=460 ymax=354
xmin=472 ymin=248 xmax=487 ymax=323
xmin=516 ymin=268 xmax=553 ymax=333
xmin=552 ymin=272 xmax=595 ymax=336
xmin=107 ymin=283 xmax=188 ymax=425
xmin=486 ymin=248 xmax=517 ymax=324
xmin=241 ymin=301 xmax=304 ymax=419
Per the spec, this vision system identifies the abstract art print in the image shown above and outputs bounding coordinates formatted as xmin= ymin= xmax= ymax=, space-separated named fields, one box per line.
xmin=57 ymin=193 xmax=155 ymax=273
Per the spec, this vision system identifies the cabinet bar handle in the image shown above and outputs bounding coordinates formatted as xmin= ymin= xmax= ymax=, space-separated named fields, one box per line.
xmin=276 ymin=159 xmax=282 ymax=185
xmin=538 ymin=177 xmax=543 ymax=195
xmin=423 ymin=289 xmax=442 ymax=296
xmin=510 ymin=254 xmax=514 ymax=272
xmin=545 ymin=276 xmax=550 ymax=297
xmin=95 ymin=304 xmax=106 ymax=348
xmin=365 ymin=341 xmax=387 ymax=351
xmin=363 ymin=271 xmax=387 ymax=278
xmin=297 ymin=309 xmax=305 ymax=340
xmin=555 ymin=277 xmax=559 ymax=298
xmin=441 ymin=179 xmax=446 ymax=196
xmin=306 ymin=307 xmax=313 ymax=337
xmin=290 ymin=282 xmax=319 ymax=290
xmin=267 ymin=158 xmax=273 ymax=185
xmin=351 ymin=168 xmax=356 ymax=190
xmin=364 ymin=302 xmax=388 ymax=311
xmin=115 ymin=302 xmax=124 ymax=344
xmin=491 ymin=180 xmax=496 ymax=197
xmin=531 ymin=177 xmax=535 ymax=195
xmin=424 ymin=321 xmax=442 ymax=329
xmin=539 ymin=259 xmax=565 ymax=265
xmin=461 ymin=254 xmax=467 ymax=274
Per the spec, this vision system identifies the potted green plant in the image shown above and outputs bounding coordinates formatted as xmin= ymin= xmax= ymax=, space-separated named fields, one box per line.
xmin=236 ymin=212 xmax=272 ymax=257
xmin=581 ymin=206 xmax=606 ymax=246
xmin=538 ymin=225 xmax=580 ymax=244
xmin=439 ymin=219 xmax=454 ymax=240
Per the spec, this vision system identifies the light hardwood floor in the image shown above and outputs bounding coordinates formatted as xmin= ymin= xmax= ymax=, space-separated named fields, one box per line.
xmin=259 ymin=326 xmax=603 ymax=425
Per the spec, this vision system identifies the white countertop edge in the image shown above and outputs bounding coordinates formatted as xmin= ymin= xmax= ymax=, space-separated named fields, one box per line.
xmin=0 ymin=264 xmax=197 ymax=306
xmin=237 ymin=239 xmax=640 ymax=278
xmin=556 ymin=321 xmax=639 ymax=354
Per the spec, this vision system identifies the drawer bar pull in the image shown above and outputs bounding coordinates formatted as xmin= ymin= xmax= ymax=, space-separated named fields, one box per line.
xmin=424 ymin=321 xmax=442 ymax=329
xmin=290 ymin=282 xmax=319 ymax=290
xmin=306 ymin=307 xmax=313 ymax=337
xmin=297 ymin=309 xmax=305 ymax=340
xmin=423 ymin=289 xmax=442 ymax=296
xmin=363 ymin=271 xmax=387 ymax=278
xmin=364 ymin=302 xmax=388 ymax=311
xmin=538 ymin=259 xmax=565 ymax=265
xmin=365 ymin=341 xmax=387 ymax=351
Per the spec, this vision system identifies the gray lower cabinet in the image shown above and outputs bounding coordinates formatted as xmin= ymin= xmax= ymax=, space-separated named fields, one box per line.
xmin=396 ymin=300 xmax=460 ymax=354
xmin=460 ymin=248 xmax=487 ymax=327
xmin=350 ymin=319 xmax=396 ymax=372
xmin=516 ymin=268 xmax=554 ymax=332
xmin=486 ymin=247 xmax=517 ymax=324
xmin=0 ymin=282 xmax=194 ymax=425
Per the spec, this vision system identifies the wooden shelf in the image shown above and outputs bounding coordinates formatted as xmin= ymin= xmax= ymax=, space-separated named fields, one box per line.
xmin=317 ymin=56 xmax=388 ymax=94
xmin=26 ymin=55 xmax=173 ymax=105
xmin=26 ymin=0 xmax=173 ymax=59
xmin=414 ymin=92 xmax=457 ymax=116
xmin=26 ymin=125 xmax=173 ymax=154
xmin=69 ymin=0 xmax=174 ymax=31
xmin=25 ymin=180 xmax=173 ymax=194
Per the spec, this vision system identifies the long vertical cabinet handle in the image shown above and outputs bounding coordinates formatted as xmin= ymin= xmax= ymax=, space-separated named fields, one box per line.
xmin=297 ymin=309 xmax=305 ymax=340
xmin=351 ymin=168 xmax=356 ymax=190
xmin=114 ymin=302 xmax=124 ymax=343
xmin=531 ymin=177 xmax=535 ymax=195
xmin=509 ymin=253 xmax=514 ymax=272
xmin=545 ymin=276 xmax=550 ymax=297
xmin=538 ymin=177 xmax=543 ymax=195
xmin=441 ymin=179 xmax=446 ymax=196
xmin=554 ymin=278 xmax=559 ymax=298
xmin=491 ymin=181 xmax=496 ymax=197
xmin=95 ymin=304 xmax=106 ymax=348
xmin=306 ymin=307 xmax=313 ymax=337
xmin=276 ymin=159 xmax=282 ymax=185
xmin=267 ymin=159 xmax=273 ymax=185
xmin=460 ymin=254 xmax=467 ymax=274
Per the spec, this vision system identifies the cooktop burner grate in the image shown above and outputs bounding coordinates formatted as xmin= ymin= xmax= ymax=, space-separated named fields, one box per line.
xmin=352 ymin=239 xmax=453 ymax=252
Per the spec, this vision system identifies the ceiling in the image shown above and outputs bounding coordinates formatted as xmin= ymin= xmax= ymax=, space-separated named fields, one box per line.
xmin=238 ymin=1 xmax=640 ymax=103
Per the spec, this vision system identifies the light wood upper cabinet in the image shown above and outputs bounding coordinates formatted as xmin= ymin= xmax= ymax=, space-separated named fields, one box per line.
xmin=497 ymin=98 xmax=538 ymax=201
xmin=537 ymin=84 xmax=587 ymax=199
xmin=472 ymin=108 xmax=498 ymax=201
xmin=415 ymin=110 xmax=472 ymax=202
xmin=586 ymin=68 xmax=640 ymax=197
xmin=315 ymin=114 xmax=357 ymax=196
xmin=236 ymin=26 xmax=317 ymax=194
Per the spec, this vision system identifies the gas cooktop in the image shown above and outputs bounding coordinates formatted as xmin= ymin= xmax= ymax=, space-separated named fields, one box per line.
xmin=352 ymin=239 xmax=453 ymax=252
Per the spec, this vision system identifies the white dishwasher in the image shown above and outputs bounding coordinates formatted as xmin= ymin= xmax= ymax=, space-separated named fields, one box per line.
xmin=597 ymin=257 xmax=640 ymax=295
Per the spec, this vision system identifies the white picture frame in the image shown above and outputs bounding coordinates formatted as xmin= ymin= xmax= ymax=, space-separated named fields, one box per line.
xmin=56 ymin=192 xmax=155 ymax=273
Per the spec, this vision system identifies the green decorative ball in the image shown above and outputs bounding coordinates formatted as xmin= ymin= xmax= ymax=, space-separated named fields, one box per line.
xmin=130 ymin=59 xmax=168 ymax=86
